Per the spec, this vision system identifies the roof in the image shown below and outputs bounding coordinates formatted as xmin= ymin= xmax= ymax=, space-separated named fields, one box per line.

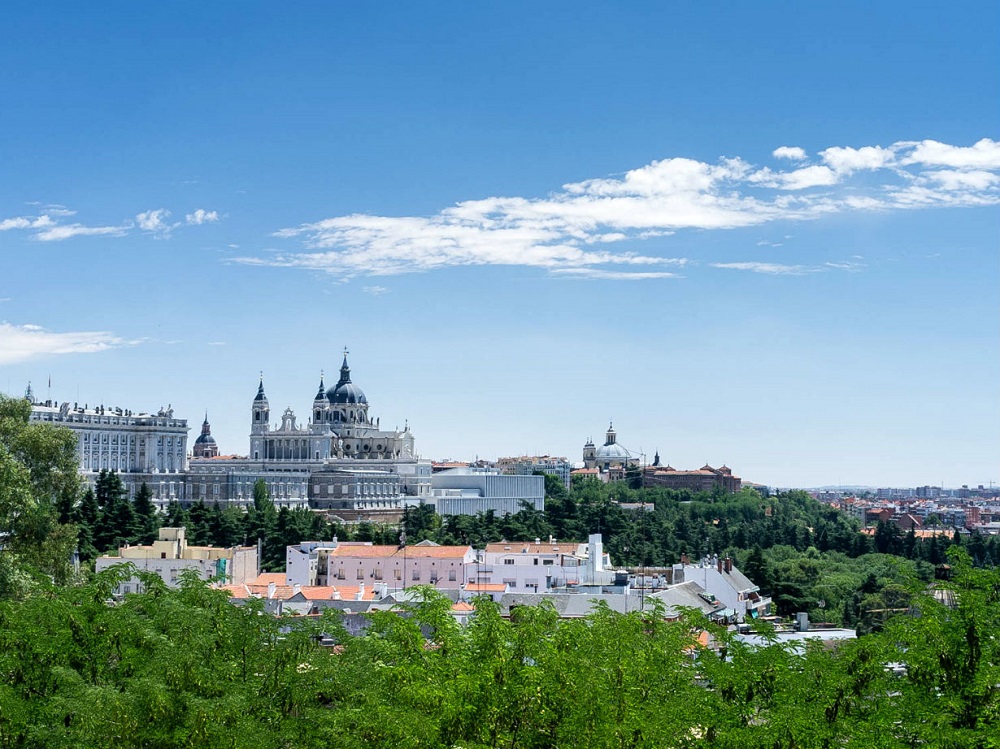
xmin=464 ymin=582 xmax=508 ymax=592
xmin=451 ymin=601 xmax=476 ymax=612
xmin=329 ymin=543 xmax=473 ymax=560
xmin=484 ymin=541 xmax=583 ymax=556
xmin=218 ymin=581 xmax=378 ymax=602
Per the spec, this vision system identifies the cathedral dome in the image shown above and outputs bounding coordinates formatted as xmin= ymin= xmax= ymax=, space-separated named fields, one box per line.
xmin=327 ymin=351 xmax=368 ymax=404
xmin=194 ymin=432 xmax=217 ymax=446
xmin=327 ymin=381 xmax=368 ymax=405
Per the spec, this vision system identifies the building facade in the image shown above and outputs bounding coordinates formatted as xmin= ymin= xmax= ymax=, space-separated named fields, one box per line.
xmin=95 ymin=527 xmax=258 ymax=596
xmin=496 ymin=454 xmax=573 ymax=488
xmin=429 ymin=467 xmax=545 ymax=516
xmin=26 ymin=387 xmax=189 ymax=500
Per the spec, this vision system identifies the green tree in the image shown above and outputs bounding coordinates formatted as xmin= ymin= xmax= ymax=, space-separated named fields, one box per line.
xmin=133 ymin=481 xmax=160 ymax=544
xmin=0 ymin=394 xmax=81 ymax=596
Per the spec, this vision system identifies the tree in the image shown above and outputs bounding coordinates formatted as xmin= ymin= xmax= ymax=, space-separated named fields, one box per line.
xmin=0 ymin=394 xmax=81 ymax=596
xmin=133 ymin=481 xmax=160 ymax=544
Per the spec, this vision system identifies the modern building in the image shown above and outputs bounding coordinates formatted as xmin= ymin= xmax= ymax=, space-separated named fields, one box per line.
xmin=95 ymin=527 xmax=257 ymax=596
xmin=428 ymin=467 xmax=545 ymax=516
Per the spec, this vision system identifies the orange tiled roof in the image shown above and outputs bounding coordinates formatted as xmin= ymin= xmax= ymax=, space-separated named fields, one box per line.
xmin=329 ymin=544 xmax=472 ymax=560
xmin=451 ymin=601 xmax=475 ymax=612
xmin=483 ymin=541 xmax=579 ymax=555
xmin=464 ymin=583 xmax=508 ymax=592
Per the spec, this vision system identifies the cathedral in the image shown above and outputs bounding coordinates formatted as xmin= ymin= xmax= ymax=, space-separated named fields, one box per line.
xmin=249 ymin=352 xmax=415 ymax=464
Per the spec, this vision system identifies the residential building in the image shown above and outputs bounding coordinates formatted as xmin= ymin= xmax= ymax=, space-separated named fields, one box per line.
xmin=95 ymin=527 xmax=257 ymax=596
xmin=496 ymin=455 xmax=572 ymax=488
xmin=285 ymin=539 xmax=475 ymax=590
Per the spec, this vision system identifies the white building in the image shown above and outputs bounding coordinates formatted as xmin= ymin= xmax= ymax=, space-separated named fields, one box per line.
xmin=95 ymin=527 xmax=257 ymax=596
xmin=429 ymin=467 xmax=545 ymax=517
xmin=285 ymin=539 xmax=475 ymax=590
xmin=26 ymin=386 xmax=189 ymax=501
xmin=672 ymin=555 xmax=771 ymax=622
xmin=476 ymin=534 xmax=614 ymax=592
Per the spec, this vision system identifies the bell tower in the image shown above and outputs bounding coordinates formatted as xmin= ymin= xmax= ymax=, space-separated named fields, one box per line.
xmin=251 ymin=376 xmax=270 ymax=435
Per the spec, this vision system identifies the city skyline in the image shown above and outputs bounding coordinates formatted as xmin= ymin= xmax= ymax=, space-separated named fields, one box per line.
xmin=2 ymin=3 xmax=998 ymax=488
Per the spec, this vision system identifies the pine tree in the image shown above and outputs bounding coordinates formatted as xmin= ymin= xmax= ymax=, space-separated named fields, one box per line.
xmin=133 ymin=482 xmax=159 ymax=544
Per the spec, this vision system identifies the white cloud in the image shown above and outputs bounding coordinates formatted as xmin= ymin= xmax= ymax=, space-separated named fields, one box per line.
xmin=363 ymin=285 xmax=390 ymax=296
xmin=773 ymin=146 xmax=807 ymax=160
xmin=711 ymin=262 xmax=817 ymax=275
xmin=923 ymin=169 xmax=1000 ymax=191
xmin=820 ymin=145 xmax=894 ymax=173
xmin=34 ymin=223 xmax=128 ymax=242
xmin=549 ymin=268 xmax=680 ymax=280
xmin=750 ymin=165 xmax=840 ymax=190
xmin=902 ymin=138 xmax=1000 ymax=169
xmin=186 ymin=208 xmax=219 ymax=225
xmin=136 ymin=208 xmax=175 ymax=235
xmin=0 ymin=322 xmax=134 ymax=364
xmin=230 ymin=137 xmax=1000 ymax=280
xmin=1 ymin=215 xmax=55 ymax=231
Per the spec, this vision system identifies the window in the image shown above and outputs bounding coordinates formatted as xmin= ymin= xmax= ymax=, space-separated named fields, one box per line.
xmin=374 ymin=568 xmax=383 ymax=580
xmin=448 ymin=570 xmax=456 ymax=581
xmin=356 ymin=568 xmax=364 ymax=580
xmin=394 ymin=569 xmax=402 ymax=580
xmin=412 ymin=570 xmax=420 ymax=581
xmin=503 ymin=578 xmax=516 ymax=588
xmin=504 ymin=558 xmax=515 ymax=565
xmin=543 ymin=559 xmax=554 ymax=566
xmin=337 ymin=569 xmax=346 ymax=580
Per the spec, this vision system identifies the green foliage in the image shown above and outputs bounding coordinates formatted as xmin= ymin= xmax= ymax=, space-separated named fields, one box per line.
xmin=0 ymin=394 xmax=81 ymax=598
xmin=1 ymin=565 xmax=996 ymax=747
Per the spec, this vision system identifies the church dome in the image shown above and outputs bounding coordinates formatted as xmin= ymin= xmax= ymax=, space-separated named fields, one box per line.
xmin=194 ymin=432 xmax=217 ymax=446
xmin=595 ymin=442 xmax=630 ymax=460
xmin=327 ymin=381 xmax=368 ymax=405
xmin=327 ymin=350 xmax=368 ymax=404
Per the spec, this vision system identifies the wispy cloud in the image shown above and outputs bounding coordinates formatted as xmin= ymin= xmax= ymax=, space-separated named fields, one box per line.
xmin=711 ymin=262 xmax=817 ymax=276
xmin=238 ymin=138 xmax=999 ymax=280
xmin=35 ymin=223 xmax=129 ymax=242
xmin=550 ymin=268 xmax=681 ymax=280
xmin=1 ymin=205 xmax=221 ymax=242
xmin=362 ymin=285 xmax=390 ymax=296
xmin=0 ymin=322 xmax=136 ymax=364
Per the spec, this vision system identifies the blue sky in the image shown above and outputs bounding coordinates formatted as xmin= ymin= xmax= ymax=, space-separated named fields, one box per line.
xmin=2 ymin=2 xmax=997 ymax=488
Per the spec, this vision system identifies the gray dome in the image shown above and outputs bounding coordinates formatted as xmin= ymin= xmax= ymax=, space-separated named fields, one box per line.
xmin=328 ymin=382 xmax=367 ymax=405
xmin=595 ymin=442 xmax=630 ymax=460
xmin=194 ymin=433 xmax=217 ymax=445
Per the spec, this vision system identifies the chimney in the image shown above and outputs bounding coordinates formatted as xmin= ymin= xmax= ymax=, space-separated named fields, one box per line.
xmin=332 ymin=590 xmax=341 ymax=600
xmin=292 ymin=583 xmax=301 ymax=596
xmin=724 ymin=557 xmax=733 ymax=573
xmin=267 ymin=582 xmax=276 ymax=599
xmin=680 ymin=553 xmax=689 ymax=565
xmin=717 ymin=557 xmax=723 ymax=574
xmin=355 ymin=582 xmax=365 ymax=601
